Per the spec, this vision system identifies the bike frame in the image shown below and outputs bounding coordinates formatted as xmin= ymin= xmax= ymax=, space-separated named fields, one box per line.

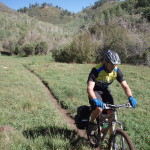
xmin=98 ymin=110 xmax=122 ymax=142
xmin=97 ymin=103 xmax=131 ymax=142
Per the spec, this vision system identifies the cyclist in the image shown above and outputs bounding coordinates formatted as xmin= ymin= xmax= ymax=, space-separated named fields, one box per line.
xmin=87 ymin=50 xmax=137 ymax=134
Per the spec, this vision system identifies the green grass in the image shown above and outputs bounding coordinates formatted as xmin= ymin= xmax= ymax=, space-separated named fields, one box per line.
xmin=0 ymin=55 xmax=90 ymax=150
xmin=0 ymin=54 xmax=150 ymax=149
xmin=23 ymin=54 xmax=150 ymax=150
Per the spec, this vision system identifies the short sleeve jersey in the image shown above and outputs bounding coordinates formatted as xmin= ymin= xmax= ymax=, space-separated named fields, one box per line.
xmin=87 ymin=63 xmax=125 ymax=91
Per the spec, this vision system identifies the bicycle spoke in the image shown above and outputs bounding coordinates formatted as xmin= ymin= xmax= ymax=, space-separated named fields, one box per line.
xmin=109 ymin=129 xmax=135 ymax=150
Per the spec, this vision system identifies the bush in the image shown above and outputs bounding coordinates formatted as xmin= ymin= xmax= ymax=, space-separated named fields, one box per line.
xmin=69 ymin=33 xmax=96 ymax=63
xmin=0 ymin=29 xmax=6 ymax=41
xmin=121 ymin=0 xmax=138 ymax=15
xmin=143 ymin=49 xmax=150 ymax=66
xmin=6 ymin=40 xmax=48 ymax=56
xmin=52 ymin=48 xmax=71 ymax=63
xmin=2 ymin=39 xmax=16 ymax=55
xmin=126 ymin=50 xmax=150 ymax=66
xmin=14 ymin=45 xmax=22 ymax=55
xmin=35 ymin=41 xmax=48 ymax=55
xmin=89 ymin=21 xmax=147 ymax=64
xmin=137 ymin=0 xmax=150 ymax=7
xmin=22 ymin=43 xmax=36 ymax=56
xmin=142 ymin=7 xmax=150 ymax=21
xmin=52 ymin=32 xmax=96 ymax=63
xmin=101 ymin=23 xmax=128 ymax=62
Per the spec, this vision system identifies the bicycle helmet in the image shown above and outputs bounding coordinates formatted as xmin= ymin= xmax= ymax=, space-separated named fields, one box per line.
xmin=104 ymin=50 xmax=121 ymax=65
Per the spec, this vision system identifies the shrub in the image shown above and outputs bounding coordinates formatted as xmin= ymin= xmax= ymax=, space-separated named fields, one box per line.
xmin=52 ymin=48 xmax=71 ymax=63
xmin=89 ymin=21 xmax=147 ymax=64
xmin=22 ymin=42 xmax=36 ymax=56
xmin=52 ymin=32 xmax=96 ymax=63
xmin=137 ymin=0 xmax=150 ymax=7
xmin=101 ymin=23 xmax=128 ymax=62
xmin=68 ymin=33 xmax=96 ymax=63
xmin=0 ymin=29 xmax=6 ymax=41
xmin=142 ymin=7 xmax=150 ymax=21
xmin=14 ymin=45 xmax=22 ymax=55
xmin=35 ymin=41 xmax=48 ymax=55
xmin=2 ymin=39 xmax=16 ymax=55
xmin=143 ymin=49 xmax=150 ymax=66
xmin=121 ymin=0 xmax=138 ymax=15
xmin=126 ymin=50 xmax=150 ymax=66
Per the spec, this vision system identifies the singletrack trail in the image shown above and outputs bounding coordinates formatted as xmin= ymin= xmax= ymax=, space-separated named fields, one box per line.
xmin=25 ymin=65 xmax=104 ymax=150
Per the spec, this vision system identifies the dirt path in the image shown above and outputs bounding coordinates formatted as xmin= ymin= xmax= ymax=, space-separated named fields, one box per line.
xmin=24 ymin=65 xmax=102 ymax=150
xmin=41 ymin=80 xmax=87 ymax=139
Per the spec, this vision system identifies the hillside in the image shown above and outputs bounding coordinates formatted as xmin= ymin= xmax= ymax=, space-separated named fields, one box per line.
xmin=0 ymin=2 xmax=18 ymax=15
xmin=54 ymin=0 xmax=150 ymax=65
xmin=0 ymin=0 xmax=149 ymax=65
xmin=0 ymin=3 xmax=72 ymax=55
xmin=17 ymin=3 xmax=76 ymax=25
xmin=26 ymin=7 xmax=74 ymax=24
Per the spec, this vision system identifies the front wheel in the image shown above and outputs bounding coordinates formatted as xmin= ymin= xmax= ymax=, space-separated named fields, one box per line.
xmin=108 ymin=129 xmax=135 ymax=150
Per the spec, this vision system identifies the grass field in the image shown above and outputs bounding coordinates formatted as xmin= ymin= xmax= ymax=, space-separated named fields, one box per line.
xmin=0 ymin=55 xmax=90 ymax=150
xmin=0 ymin=54 xmax=149 ymax=150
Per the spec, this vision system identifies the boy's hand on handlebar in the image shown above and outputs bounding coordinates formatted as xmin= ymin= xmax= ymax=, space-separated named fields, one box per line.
xmin=128 ymin=97 xmax=137 ymax=108
xmin=93 ymin=98 xmax=104 ymax=109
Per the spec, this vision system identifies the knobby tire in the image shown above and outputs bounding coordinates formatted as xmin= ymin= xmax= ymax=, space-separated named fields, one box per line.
xmin=108 ymin=128 xmax=135 ymax=150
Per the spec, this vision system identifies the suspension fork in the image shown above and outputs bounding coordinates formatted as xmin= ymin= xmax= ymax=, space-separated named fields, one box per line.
xmin=111 ymin=110 xmax=123 ymax=131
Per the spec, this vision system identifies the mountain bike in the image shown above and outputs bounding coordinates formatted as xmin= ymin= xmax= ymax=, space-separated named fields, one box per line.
xmin=86 ymin=102 xmax=135 ymax=150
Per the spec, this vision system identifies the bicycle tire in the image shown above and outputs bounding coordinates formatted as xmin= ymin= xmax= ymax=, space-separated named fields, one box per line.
xmin=108 ymin=128 xmax=135 ymax=150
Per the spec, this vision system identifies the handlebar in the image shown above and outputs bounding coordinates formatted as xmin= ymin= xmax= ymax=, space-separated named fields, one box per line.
xmin=104 ymin=102 xmax=132 ymax=109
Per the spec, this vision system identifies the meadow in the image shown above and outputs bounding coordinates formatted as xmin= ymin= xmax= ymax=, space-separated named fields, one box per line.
xmin=0 ymin=54 xmax=149 ymax=150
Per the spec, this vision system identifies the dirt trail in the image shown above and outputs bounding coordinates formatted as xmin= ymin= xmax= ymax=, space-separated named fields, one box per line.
xmin=41 ymin=80 xmax=87 ymax=139
xmin=25 ymin=66 xmax=102 ymax=150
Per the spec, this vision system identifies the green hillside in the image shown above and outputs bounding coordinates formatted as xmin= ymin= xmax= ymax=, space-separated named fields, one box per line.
xmin=0 ymin=4 xmax=72 ymax=55
xmin=0 ymin=0 xmax=149 ymax=66
xmin=0 ymin=2 xmax=18 ymax=15
xmin=18 ymin=5 xmax=75 ymax=25
xmin=54 ymin=0 xmax=150 ymax=65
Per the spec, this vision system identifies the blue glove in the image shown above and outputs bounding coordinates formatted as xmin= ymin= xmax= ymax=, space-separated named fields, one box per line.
xmin=129 ymin=97 xmax=137 ymax=108
xmin=93 ymin=98 xmax=104 ymax=109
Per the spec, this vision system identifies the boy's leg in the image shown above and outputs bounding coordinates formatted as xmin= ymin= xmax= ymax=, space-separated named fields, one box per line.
xmin=90 ymin=107 xmax=102 ymax=123
xmin=89 ymin=91 xmax=103 ymax=123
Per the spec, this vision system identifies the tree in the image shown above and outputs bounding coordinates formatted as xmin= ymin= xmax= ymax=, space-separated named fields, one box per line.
xmin=35 ymin=41 xmax=48 ymax=55
xmin=41 ymin=2 xmax=47 ymax=8
xmin=142 ymin=7 xmax=150 ymax=21
xmin=34 ymin=2 xmax=39 ymax=8
xmin=137 ymin=0 xmax=150 ymax=7
xmin=22 ymin=43 xmax=36 ymax=56
xmin=93 ymin=0 xmax=106 ymax=9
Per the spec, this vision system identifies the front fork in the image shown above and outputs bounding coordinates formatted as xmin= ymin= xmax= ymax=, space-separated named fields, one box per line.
xmin=110 ymin=121 xmax=123 ymax=150
xmin=112 ymin=110 xmax=123 ymax=131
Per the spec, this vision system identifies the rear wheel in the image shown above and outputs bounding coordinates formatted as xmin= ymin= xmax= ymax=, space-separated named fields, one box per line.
xmin=108 ymin=129 xmax=135 ymax=150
